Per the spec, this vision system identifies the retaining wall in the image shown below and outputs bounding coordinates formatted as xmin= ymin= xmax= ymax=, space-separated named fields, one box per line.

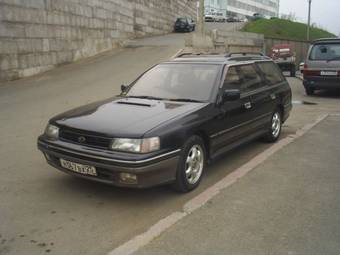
xmin=0 ymin=0 xmax=196 ymax=81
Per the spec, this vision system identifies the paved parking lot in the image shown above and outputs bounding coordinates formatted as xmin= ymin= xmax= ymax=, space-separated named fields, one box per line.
xmin=1 ymin=33 xmax=340 ymax=255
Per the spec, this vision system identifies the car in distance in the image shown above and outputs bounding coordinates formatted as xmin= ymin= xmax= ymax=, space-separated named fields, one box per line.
xmin=303 ymin=38 xmax=340 ymax=95
xmin=205 ymin=13 xmax=217 ymax=22
xmin=271 ymin=44 xmax=296 ymax=77
xmin=174 ymin=17 xmax=195 ymax=32
xmin=214 ymin=12 xmax=226 ymax=22
xmin=37 ymin=53 xmax=292 ymax=193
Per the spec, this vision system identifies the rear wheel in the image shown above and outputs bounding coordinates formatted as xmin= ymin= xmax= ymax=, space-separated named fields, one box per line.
xmin=172 ymin=136 xmax=206 ymax=193
xmin=305 ymin=87 xmax=315 ymax=96
xmin=263 ymin=110 xmax=282 ymax=143
xmin=290 ymin=65 xmax=296 ymax=77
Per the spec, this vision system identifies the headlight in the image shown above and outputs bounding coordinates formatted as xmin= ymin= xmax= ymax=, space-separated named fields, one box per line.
xmin=44 ymin=124 xmax=59 ymax=140
xmin=111 ymin=137 xmax=160 ymax=153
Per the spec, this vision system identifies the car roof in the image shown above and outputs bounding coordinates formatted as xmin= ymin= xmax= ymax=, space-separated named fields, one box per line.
xmin=312 ymin=38 xmax=340 ymax=44
xmin=165 ymin=53 xmax=272 ymax=65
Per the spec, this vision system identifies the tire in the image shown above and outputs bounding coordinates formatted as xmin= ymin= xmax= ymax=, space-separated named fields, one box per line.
xmin=172 ymin=136 xmax=206 ymax=193
xmin=305 ymin=87 xmax=315 ymax=96
xmin=290 ymin=65 xmax=296 ymax=77
xmin=263 ymin=110 xmax=282 ymax=143
xmin=192 ymin=25 xmax=195 ymax=31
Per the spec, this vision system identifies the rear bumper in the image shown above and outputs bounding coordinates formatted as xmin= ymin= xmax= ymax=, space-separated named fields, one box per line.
xmin=37 ymin=138 xmax=180 ymax=188
xmin=303 ymin=76 xmax=340 ymax=89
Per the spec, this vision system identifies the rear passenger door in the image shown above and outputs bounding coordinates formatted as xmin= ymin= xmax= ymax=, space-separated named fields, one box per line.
xmin=237 ymin=64 xmax=270 ymax=133
xmin=253 ymin=61 xmax=286 ymax=126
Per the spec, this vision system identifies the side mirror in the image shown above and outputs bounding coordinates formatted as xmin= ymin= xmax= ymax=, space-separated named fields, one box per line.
xmin=121 ymin=84 xmax=128 ymax=93
xmin=223 ymin=89 xmax=241 ymax=102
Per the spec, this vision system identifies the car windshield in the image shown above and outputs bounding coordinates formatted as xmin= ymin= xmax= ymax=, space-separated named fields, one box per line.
xmin=176 ymin=18 xmax=186 ymax=23
xmin=310 ymin=43 xmax=340 ymax=61
xmin=126 ymin=64 xmax=220 ymax=101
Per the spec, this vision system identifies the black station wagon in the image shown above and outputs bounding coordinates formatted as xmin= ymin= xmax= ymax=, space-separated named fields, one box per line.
xmin=38 ymin=53 xmax=292 ymax=192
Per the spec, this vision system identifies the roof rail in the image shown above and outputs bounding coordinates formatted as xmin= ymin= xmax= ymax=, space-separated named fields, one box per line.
xmin=176 ymin=52 xmax=223 ymax=58
xmin=226 ymin=52 xmax=265 ymax=57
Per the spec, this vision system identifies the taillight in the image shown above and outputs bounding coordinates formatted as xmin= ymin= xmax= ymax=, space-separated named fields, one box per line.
xmin=304 ymin=70 xmax=320 ymax=77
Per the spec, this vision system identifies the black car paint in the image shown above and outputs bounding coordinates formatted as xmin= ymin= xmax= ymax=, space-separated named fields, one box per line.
xmin=38 ymin=58 xmax=292 ymax=188
xmin=174 ymin=17 xmax=195 ymax=32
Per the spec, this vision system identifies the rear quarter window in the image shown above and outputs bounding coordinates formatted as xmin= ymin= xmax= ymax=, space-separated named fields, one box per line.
xmin=257 ymin=62 xmax=285 ymax=86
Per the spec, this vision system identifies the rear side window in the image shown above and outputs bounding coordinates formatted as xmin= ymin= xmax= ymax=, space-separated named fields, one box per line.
xmin=309 ymin=43 xmax=340 ymax=61
xmin=257 ymin=62 xmax=285 ymax=85
xmin=238 ymin=64 xmax=262 ymax=92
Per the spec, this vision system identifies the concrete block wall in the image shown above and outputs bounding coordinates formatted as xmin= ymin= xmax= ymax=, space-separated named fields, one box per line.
xmin=0 ymin=0 xmax=196 ymax=81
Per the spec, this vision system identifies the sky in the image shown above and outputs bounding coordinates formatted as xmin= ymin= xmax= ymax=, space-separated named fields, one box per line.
xmin=279 ymin=0 xmax=339 ymax=35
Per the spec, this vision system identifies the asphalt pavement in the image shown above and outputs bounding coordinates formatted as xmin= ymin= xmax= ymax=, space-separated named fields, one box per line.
xmin=133 ymin=115 xmax=340 ymax=255
xmin=1 ymin=32 xmax=340 ymax=255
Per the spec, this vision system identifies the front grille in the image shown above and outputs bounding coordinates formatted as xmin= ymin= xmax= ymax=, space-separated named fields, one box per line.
xmin=59 ymin=129 xmax=111 ymax=149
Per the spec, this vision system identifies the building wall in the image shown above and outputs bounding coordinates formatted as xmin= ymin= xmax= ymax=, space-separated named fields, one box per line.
xmin=205 ymin=0 xmax=228 ymax=15
xmin=0 ymin=0 xmax=196 ymax=81
xmin=227 ymin=0 xmax=279 ymax=18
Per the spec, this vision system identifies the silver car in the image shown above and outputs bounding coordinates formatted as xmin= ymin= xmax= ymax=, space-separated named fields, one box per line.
xmin=303 ymin=38 xmax=340 ymax=95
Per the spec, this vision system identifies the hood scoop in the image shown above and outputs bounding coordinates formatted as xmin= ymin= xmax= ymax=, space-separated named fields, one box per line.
xmin=116 ymin=100 xmax=153 ymax=107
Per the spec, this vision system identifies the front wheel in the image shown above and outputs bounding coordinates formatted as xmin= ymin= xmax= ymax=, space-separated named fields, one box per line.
xmin=263 ymin=110 xmax=282 ymax=143
xmin=172 ymin=136 xmax=206 ymax=193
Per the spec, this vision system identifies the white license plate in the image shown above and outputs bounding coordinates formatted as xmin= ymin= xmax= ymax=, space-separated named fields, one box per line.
xmin=60 ymin=159 xmax=97 ymax=176
xmin=320 ymin=71 xmax=337 ymax=76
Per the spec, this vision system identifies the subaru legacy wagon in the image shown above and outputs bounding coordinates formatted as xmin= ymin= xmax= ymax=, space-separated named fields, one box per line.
xmin=38 ymin=53 xmax=292 ymax=193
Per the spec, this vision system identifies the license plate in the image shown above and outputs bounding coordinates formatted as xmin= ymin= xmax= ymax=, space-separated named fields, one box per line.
xmin=60 ymin=159 xmax=97 ymax=176
xmin=320 ymin=71 xmax=337 ymax=76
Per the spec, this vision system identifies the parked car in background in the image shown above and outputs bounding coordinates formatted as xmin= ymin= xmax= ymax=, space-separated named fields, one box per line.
xmin=214 ymin=12 xmax=226 ymax=22
xmin=299 ymin=62 xmax=304 ymax=74
xmin=204 ymin=13 xmax=215 ymax=22
xmin=252 ymin=13 xmax=265 ymax=21
xmin=227 ymin=16 xmax=239 ymax=22
xmin=174 ymin=17 xmax=195 ymax=32
xmin=37 ymin=53 xmax=292 ymax=193
xmin=303 ymin=38 xmax=340 ymax=95
xmin=271 ymin=44 xmax=296 ymax=77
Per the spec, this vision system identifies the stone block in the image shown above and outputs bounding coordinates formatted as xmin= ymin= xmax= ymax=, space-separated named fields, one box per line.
xmin=0 ymin=22 xmax=25 ymax=38
xmin=0 ymin=54 xmax=18 ymax=70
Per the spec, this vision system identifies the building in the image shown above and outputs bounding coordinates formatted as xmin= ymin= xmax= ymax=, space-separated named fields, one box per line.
xmin=204 ymin=0 xmax=228 ymax=16
xmin=227 ymin=0 xmax=279 ymax=18
xmin=205 ymin=0 xmax=280 ymax=18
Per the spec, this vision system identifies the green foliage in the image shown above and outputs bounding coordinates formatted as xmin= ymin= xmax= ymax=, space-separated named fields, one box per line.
xmin=242 ymin=18 xmax=336 ymax=41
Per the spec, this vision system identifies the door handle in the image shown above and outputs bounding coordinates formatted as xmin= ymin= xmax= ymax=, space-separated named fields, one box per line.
xmin=244 ymin=102 xmax=252 ymax=109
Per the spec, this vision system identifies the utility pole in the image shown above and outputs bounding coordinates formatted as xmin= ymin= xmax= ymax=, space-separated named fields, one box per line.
xmin=198 ymin=0 xmax=205 ymax=36
xmin=307 ymin=0 xmax=312 ymax=41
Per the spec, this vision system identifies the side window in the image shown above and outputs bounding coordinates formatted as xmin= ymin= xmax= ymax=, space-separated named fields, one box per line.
xmin=223 ymin=66 xmax=243 ymax=90
xmin=238 ymin=64 xmax=263 ymax=92
xmin=257 ymin=62 xmax=285 ymax=86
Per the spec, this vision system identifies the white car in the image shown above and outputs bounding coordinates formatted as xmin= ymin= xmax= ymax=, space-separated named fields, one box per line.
xmin=214 ymin=12 xmax=226 ymax=22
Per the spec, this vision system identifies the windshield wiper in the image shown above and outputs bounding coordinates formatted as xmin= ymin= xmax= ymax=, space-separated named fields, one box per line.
xmin=327 ymin=57 xmax=340 ymax=62
xmin=169 ymin=98 xmax=203 ymax=103
xmin=125 ymin=95 xmax=165 ymax=100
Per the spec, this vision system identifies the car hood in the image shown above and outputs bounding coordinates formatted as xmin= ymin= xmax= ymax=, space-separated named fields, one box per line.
xmin=52 ymin=97 xmax=207 ymax=138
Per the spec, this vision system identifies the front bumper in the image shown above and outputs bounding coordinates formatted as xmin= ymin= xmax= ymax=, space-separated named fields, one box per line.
xmin=37 ymin=138 xmax=180 ymax=188
xmin=304 ymin=76 xmax=340 ymax=90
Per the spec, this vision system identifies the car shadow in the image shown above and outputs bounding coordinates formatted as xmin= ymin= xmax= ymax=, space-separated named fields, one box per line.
xmin=312 ymin=89 xmax=340 ymax=99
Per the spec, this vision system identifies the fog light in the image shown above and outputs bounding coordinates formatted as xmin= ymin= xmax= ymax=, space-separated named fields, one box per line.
xmin=120 ymin=173 xmax=138 ymax=184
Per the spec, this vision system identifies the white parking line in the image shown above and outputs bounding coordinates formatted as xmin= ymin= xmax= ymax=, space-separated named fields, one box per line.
xmin=107 ymin=114 xmax=329 ymax=255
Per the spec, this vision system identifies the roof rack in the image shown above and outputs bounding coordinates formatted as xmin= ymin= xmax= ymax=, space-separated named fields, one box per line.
xmin=312 ymin=38 xmax=340 ymax=43
xmin=176 ymin=52 xmax=223 ymax=58
xmin=226 ymin=52 xmax=265 ymax=57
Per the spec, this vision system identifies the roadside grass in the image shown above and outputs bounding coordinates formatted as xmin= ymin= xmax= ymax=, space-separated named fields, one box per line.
xmin=242 ymin=18 xmax=336 ymax=41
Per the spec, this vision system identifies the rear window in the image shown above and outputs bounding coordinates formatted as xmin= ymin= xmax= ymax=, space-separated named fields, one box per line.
xmin=309 ymin=43 xmax=340 ymax=61
xmin=257 ymin=62 xmax=285 ymax=85
xmin=176 ymin=18 xmax=187 ymax=23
